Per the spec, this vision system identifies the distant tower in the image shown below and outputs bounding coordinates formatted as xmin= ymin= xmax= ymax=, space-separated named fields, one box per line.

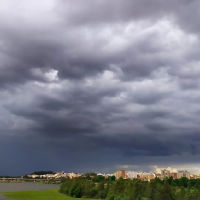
xmin=161 ymin=169 xmax=170 ymax=179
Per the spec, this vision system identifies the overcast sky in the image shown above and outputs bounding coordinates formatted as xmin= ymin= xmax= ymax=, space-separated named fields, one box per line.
xmin=1 ymin=0 xmax=200 ymax=175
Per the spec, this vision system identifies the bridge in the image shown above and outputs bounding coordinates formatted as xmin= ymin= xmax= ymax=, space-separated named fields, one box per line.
xmin=0 ymin=178 xmax=61 ymax=183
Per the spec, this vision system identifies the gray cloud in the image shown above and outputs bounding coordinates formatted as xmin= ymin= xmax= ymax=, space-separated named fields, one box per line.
xmin=0 ymin=0 xmax=200 ymax=175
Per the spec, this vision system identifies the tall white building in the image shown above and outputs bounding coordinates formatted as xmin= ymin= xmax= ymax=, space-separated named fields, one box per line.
xmin=125 ymin=171 xmax=137 ymax=179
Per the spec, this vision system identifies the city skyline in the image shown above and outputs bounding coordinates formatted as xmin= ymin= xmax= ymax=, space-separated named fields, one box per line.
xmin=1 ymin=1 xmax=200 ymax=175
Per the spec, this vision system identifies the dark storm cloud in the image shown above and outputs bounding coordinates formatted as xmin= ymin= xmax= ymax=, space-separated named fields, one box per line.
xmin=1 ymin=0 xmax=198 ymax=87
xmin=57 ymin=0 xmax=200 ymax=35
xmin=1 ymin=0 xmax=200 ymax=174
xmin=3 ymin=73 xmax=200 ymax=173
xmin=5 ymin=83 xmax=200 ymax=157
xmin=57 ymin=0 xmax=175 ymax=24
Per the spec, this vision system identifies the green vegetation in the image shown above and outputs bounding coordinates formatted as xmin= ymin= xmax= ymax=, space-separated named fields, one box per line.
xmin=85 ymin=172 xmax=98 ymax=177
xmin=30 ymin=171 xmax=55 ymax=175
xmin=4 ymin=189 xmax=94 ymax=200
xmin=59 ymin=176 xmax=200 ymax=200
xmin=4 ymin=176 xmax=200 ymax=200
xmin=82 ymin=172 xmax=115 ymax=182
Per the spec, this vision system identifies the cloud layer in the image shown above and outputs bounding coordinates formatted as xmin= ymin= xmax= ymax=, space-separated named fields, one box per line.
xmin=1 ymin=0 xmax=200 ymax=175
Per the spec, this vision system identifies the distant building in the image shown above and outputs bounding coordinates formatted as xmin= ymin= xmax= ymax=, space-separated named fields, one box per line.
xmin=155 ymin=173 xmax=161 ymax=178
xmin=196 ymin=174 xmax=200 ymax=179
xmin=137 ymin=174 xmax=141 ymax=179
xmin=125 ymin=171 xmax=137 ymax=179
xmin=190 ymin=174 xmax=196 ymax=179
xmin=68 ymin=172 xmax=82 ymax=179
xmin=140 ymin=173 xmax=154 ymax=179
xmin=107 ymin=174 xmax=114 ymax=177
xmin=161 ymin=169 xmax=170 ymax=179
xmin=114 ymin=170 xmax=126 ymax=179
xmin=170 ymin=172 xmax=177 ymax=179
xmin=140 ymin=178 xmax=149 ymax=181
xmin=56 ymin=172 xmax=64 ymax=176
xmin=45 ymin=174 xmax=55 ymax=179
xmin=27 ymin=174 xmax=40 ymax=178
xmin=177 ymin=171 xmax=190 ymax=179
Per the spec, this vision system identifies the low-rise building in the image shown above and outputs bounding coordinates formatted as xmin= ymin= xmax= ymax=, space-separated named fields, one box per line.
xmin=27 ymin=174 xmax=40 ymax=178
xmin=125 ymin=171 xmax=137 ymax=179
xmin=140 ymin=173 xmax=154 ymax=179
xmin=170 ymin=172 xmax=177 ymax=179
xmin=45 ymin=174 xmax=55 ymax=179
xmin=155 ymin=173 xmax=161 ymax=178
xmin=68 ymin=172 xmax=82 ymax=179
xmin=190 ymin=174 xmax=196 ymax=179
xmin=195 ymin=174 xmax=200 ymax=179
xmin=140 ymin=178 xmax=148 ymax=181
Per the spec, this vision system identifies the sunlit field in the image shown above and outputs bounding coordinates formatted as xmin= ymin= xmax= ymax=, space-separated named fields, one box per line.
xmin=4 ymin=189 xmax=94 ymax=200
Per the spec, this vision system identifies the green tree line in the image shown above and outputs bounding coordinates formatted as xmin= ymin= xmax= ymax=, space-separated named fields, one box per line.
xmin=59 ymin=176 xmax=200 ymax=200
xmin=30 ymin=171 xmax=54 ymax=175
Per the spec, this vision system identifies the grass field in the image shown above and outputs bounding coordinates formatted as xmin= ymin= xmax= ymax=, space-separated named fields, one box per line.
xmin=4 ymin=188 xmax=93 ymax=200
